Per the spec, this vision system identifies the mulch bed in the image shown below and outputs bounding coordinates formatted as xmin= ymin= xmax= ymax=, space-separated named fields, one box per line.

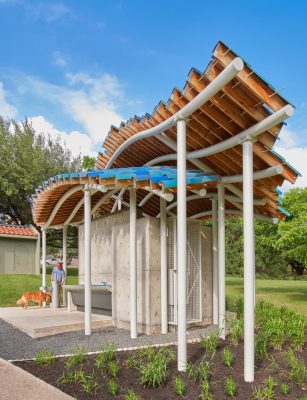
xmin=14 ymin=338 xmax=307 ymax=399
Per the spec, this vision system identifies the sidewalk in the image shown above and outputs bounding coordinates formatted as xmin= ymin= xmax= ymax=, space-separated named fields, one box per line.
xmin=0 ymin=358 xmax=74 ymax=400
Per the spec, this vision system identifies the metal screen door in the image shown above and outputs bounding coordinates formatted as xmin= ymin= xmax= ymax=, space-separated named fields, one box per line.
xmin=167 ymin=217 xmax=202 ymax=327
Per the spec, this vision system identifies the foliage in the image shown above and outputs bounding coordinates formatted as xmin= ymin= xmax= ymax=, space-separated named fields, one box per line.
xmin=95 ymin=343 xmax=116 ymax=371
xmin=126 ymin=354 xmax=138 ymax=369
xmin=228 ymin=316 xmax=243 ymax=346
xmin=199 ymin=379 xmax=213 ymax=400
xmin=222 ymin=347 xmax=234 ymax=368
xmin=82 ymin=155 xmax=96 ymax=170
xmin=108 ymin=360 xmax=119 ymax=377
xmin=108 ymin=378 xmax=119 ymax=395
xmin=65 ymin=345 xmax=86 ymax=369
xmin=280 ymin=383 xmax=289 ymax=395
xmin=0 ymin=117 xmax=81 ymax=225
xmin=224 ymin=375 xmax=237 ymax=397
xmin=173 ymin=375 xmax=186 ymax=396
xmin=255 ymin=332 xmax=268 ymax=360
xmin=139 ymin=347 xmax=175 ymax=388
xmin=80 ymin=371 xmax=100 ymax=394
xmin=187 ymin=358 xmax=213 ymax=383
xmin=34 ymin=349 xmax=55 ymax=366
xmin=124 ymin=389 xmax=143 ymax=400
xmin=200 ymin=331 xmax=219 ymax=357
xmin=252 ymin=376 xmax=277 ymax=400
xmin=284 ymin=348 xmax=307 ymax=385
xmin=57 ymin=370 xmax=75 ymax=385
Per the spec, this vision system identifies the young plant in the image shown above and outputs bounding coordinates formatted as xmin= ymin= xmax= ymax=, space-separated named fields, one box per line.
xmin=108 ymin=378 xmax=119 ymax=395
xmin=255 ymin=332 xmax=268 ymax=360
xmin=124 ymin=389 xmax=142 ymax=400
xmin=222 ymin=347 xmax=234 ymax=368
xmin=34 ymin=349 xmax=55 ymax=366
xmin=65 ymin=345 xmax=86 ymax=369
xmin=228 ymin=317 xmax=243 ymax=346
xmin=193 ymin=359 xmax=213 ymax=383
xmin=80 ymin=371 xmax=100 ymax=394
xmin=288 ymin=315 xmax=305 ymax=351
xmin=266 ymin=317 xmax=286 ymax=350
xmin=95 ymin=342 xmax=116 ymax=370
xmin=225 ymin=375 xmax=237 ymax=397
xmin=57 ymin=370 xmax=75 ymax=385
xmin=253 ymin=376 xmax=277 ymax=400
xmin=200 ymin=331 xmax=219 ymax=357
xmin=280 ymin=383 xmax=289 ymax=395
xmin=284 ymin=348 xmax=307 ymax=385
xmin=109 ymin=360 xmax=120 ymax=377
xmin=173 ymin=375 xmax=186 ymax=397
xmin=266 ymin=355 xmax=278 ymax=373
xmin=199 ymin=379 xmax=213 ymax=400
xmin=127 ymin=354 xmax=138 ymax=369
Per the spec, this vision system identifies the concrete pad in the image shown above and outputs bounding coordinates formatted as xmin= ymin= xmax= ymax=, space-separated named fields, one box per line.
xmin=0 ymin=358 xmax=74 ymax=400
xmin=0 ymin=306 xmax=112 ymax=338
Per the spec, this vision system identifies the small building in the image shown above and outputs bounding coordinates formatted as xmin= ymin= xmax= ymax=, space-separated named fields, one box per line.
xmin=0 ymin=224 xmax=40 ymax=275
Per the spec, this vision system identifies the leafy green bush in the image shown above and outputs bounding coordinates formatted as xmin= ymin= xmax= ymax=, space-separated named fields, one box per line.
xmin=253 ymin=376 xmax=277 ymax=400
xmin=108 ymin=378 xmax=119 ymax=395
xmin=284 ymin=348 xmax=307 ymax=385
xmin=222 ymin=347 xmax=234 ymax=368
xmin=225 ymin=375 xmax=237 ymax=397
xmin=172 ymin=375 xmax=186 ymax=397
xmin=65 ymin=345 xmax=86 ymax=369
xmin=34 ymin=349 xmax=55 ymax=366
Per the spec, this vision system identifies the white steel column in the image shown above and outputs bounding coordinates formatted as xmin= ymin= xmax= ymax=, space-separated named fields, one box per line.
xmin=160 ymin=198 xmax=168 ymax=334
xmin=243 ymin=138 xmax=255 ymax=382
xmin=62 ymin=225 xmax=68 ymax=307
xmin=177 ymin=117 xmax=187 ymax=371
xmin=130 ymin=188 xmax=137 ymax=339
xmin=211 ymin=199 xmax=218 ymax=325
xmin=84 ymin=187 xmax=92 ymax=336
xmin=218 ymin=185 xmax=226 ymax=339
xmin=42 ymin=228 xmax=47 ymax=307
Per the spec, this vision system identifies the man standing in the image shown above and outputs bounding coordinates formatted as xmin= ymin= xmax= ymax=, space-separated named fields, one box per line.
xmin=51 ymin=261 xmax=66 ymax=308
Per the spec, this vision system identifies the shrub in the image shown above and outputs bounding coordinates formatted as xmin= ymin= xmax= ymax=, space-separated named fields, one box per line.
xmin=225 ymin=375 xmax=237 ymax=397
xmin=228 ymin=317 xmax=243 ymax=346
xmin=200 ymin=331 xmax=219 ymax=357
xmin=95 ymin=342 xmax=116 ymax=370
xmin=199 ymin=379 xmax=213 ymax=400
xmin=280 ymin=383 xmax=289 ymax=395
xmin=109 ymin=360 xmax=120 ymax=377
xmin=108 ymin=378 xmax=119 ymax=395
xmin=34 ymin=349 xmax=55 ymax=366
xmin=124 ymin=389 xmax=142 ymax=400
xmin=284 ymin=348 xmax=307 ymax=385
xmin=173 ymin=375 xmax=186 ymax=396
xmin=65 ymin=345 xmax=86 ymax=369
xmin=222 ymin=347 xmax=234 ymax=368
xmin=252 ymin=376 xmax=277 ymax=400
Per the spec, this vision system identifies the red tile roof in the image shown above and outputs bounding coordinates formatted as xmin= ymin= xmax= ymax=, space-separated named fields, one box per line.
xmin=0 ymin=225 xmax=38 ymax=237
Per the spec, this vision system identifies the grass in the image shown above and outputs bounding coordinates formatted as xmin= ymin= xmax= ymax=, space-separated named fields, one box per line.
xmin=226 ymin=276 xmax=307 ymax=316
xmin=0 ymin=270 xmax=78 ymax=307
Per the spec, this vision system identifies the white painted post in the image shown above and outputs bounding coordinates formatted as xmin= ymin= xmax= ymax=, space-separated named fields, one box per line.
xmin=62 ymin=225 xmax=68 ymax=307
xmin=177 ymin=117 xmax=187 ymax=371
xmin=160 ymin=197 xmax=168 ymax=334
xmin=130 ymin=188 xmax=137 ymax=339
xmin=42 ymin=228 xmax=47 ymax=307
xmin=218 ymin=184 xmax=226 ymax=339
xmin=243 ymin=138 xmax=255 ymax=382
xmin=84 ymin=187 xmax=92 ymax=336
xmin=211 ymin=199 xmax=219 ymax=325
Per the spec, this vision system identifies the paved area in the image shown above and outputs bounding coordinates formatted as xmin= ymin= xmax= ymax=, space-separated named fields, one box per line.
xmin=0 ymin=316 xmax=217 ymax=361
xmin=0 ymin=306 xmax=112 ymax=338
xmin=0 ymin=358 xmax=74 ymax=400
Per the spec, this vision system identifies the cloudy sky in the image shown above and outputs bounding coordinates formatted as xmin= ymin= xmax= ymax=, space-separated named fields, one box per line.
xmin=0 ymin=0 xmax=306 ymax=189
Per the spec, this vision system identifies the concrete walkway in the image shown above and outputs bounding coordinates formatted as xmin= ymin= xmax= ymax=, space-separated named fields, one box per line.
xmin=0 ymin=306 xmax=112 ymax=338
xmin=0 ymin=358 xmax=74 ymax=400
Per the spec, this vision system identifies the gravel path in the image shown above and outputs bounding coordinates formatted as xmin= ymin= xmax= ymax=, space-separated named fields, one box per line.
xmin=0 ymin=318 xmax=217 ymax=361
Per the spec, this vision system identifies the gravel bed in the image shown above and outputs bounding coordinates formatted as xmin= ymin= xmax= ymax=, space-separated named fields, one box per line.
xmin=0 ymin=318 xmax=217 ymax=361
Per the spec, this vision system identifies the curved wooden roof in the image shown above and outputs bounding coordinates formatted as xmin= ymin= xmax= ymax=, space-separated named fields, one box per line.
xmin=32 ymin=41 xmax=299 ymax=228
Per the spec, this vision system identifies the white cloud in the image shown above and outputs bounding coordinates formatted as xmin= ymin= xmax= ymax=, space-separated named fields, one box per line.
xmin=0 ymin=81 xmax=17 ymax=118
xmin=29 ymin=115 xmax=97 ymax=158
xmin=52 ymin=51 xmax=68 ymax=67
xmin=274 ymin=127 xmax=306 ymax=190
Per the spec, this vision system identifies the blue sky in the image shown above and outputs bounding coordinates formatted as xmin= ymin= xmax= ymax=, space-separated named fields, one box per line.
xmin=0 ymin=0 xmax=306 ymax=187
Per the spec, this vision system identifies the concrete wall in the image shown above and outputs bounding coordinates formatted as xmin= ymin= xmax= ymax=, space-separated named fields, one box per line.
xmin=0 ymin=237 xmax=39 ymax=275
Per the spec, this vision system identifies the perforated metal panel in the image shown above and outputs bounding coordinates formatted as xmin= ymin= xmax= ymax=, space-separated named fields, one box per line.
xmin=167 ymin=217 xmax=202 ymax=327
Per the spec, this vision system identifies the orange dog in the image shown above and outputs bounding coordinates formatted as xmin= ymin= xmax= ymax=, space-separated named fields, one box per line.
xmin=16 ymin=292 xmax=52 ymax=308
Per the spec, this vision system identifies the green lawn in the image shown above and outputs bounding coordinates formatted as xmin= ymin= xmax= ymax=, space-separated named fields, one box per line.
xmin=226 ymin=276 xmax=307 ymax=316
xmin=0 ymin=271 xmax=78 ymax=307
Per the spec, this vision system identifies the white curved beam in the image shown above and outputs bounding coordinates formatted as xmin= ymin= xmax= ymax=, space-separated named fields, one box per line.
xmin=146 ymin=105 xmax=294 ymax=166
xmin=106 ymin=58 xmax=244 ymax=168
xmin=222 ymin=165 xmax=284 ymax=184
xmin=92 ymin=189 xmax=119 ymax=215
xmin=112 ymin=187 xmax=126 ymax=213
xmin=139 ymin=192 xmax=154 ymax=207
xmin=44 ymin=185 xmax=83 ymax=229
xmin=190 ymin=209 xmax=278 ymax=223
xmin=64 ymin=190 xmax=98 ymax=225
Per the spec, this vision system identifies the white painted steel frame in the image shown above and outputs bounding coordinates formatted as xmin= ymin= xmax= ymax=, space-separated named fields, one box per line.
xmin=218 ymin=185 xmax=226 ymax=339
xmin=130 ymin=188 xmax=137 ymax=339
xmin=243 ymin=139 xmax=255 ymax=382
xmin=84 ymin=188 xmax=92 ymax=336
xmin=212 ymin=199 xmax=218 ymax=325
xmin=160 ymin=198 xmax=168 ymax=334
xmin=62 ymin=225 xmax=68 ymax=307
xmin=190 ymin=209 xmax=278 ymax=224
xmin=177 ymin=117 xmax=187 ymax=371
xmin=41 ymin=228 xmax=47 ymax=307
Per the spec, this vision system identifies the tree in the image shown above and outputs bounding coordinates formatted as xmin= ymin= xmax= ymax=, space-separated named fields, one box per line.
xmin=0 ymin=117 xmax=81 ymax=225
xmin=82 ymin=155 xmax=96 ymax=170
xmin=275 ymin=187 xmax=307 ymax=271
